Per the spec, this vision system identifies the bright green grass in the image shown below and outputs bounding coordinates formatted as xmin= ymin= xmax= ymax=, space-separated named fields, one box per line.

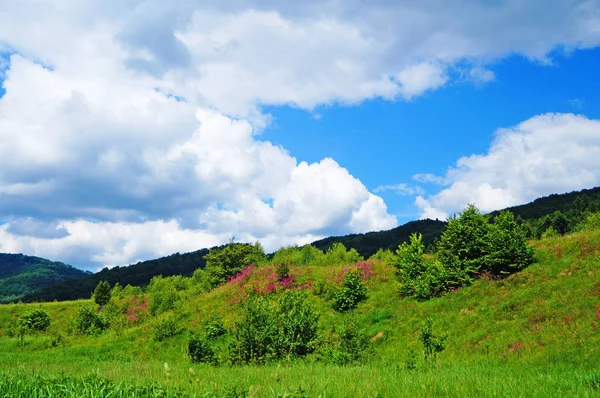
xmin=1 ymin=230 xmax=600 ymax=397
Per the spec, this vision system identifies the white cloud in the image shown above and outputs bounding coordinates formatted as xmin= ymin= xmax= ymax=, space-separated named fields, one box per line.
xmin=468 ymin=67 xmax=496 ymax=85
xmin=414 ymin=196 xmax=448 ymax=221
xmin=412 ymin=174 xmax=446 ymax=185
xmin=417 ymin=113 xmax=600 ymax=217
xmin=374 ymin=183 xmax=425 ymax=196
xmin=1 ymin=1 xmax=600 ymax=268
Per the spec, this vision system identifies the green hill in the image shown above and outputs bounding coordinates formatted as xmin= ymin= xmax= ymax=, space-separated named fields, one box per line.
xmin=19 ymin=249 xmax=210 ymax=303
xmin=0 ymin=228 xmax=599 ymax=396
xmin=0 ymin=254 xmax=90 ymax=303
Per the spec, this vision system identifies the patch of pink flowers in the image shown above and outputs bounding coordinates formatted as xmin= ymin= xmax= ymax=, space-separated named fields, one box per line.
xmin=336 ymin=261 xmax=375 ymax=283
xmin=228 ymin=265 xmax=255 ymax=285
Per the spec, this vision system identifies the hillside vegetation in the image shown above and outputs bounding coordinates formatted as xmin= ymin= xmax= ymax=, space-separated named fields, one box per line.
xmin=19 ymin=249 xmax=209 ymax=303
xmin=1 ymin=212 xmax=599 ymax=396
xmin=0 ymin=254 xmax=89 ymax=303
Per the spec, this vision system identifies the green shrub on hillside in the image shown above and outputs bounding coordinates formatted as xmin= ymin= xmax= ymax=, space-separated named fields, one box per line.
xmin=332 ymin=269 xmax=367 ymax=312
xmin=486 ymin=211 xmax=534 ymax=275
xmin=75 ymin=306 xmax=108 ymax=335
xmin=576 ymin=212 xmax=600 ymax=231
xmin=19 ymin=309 xmax=51 ymax=332
xmin=276 ymin=290 xmax=319 ymax=358
xmin=187 ymin=333 xmax=215 ymax=364
xmin=93 ymin=281 xmax=111 ymax=307
xmin=153 ymin=317 xmax=179 ymax=342
xmin=203 ymin=241 xmax=267 ymax=289
xmin=335 ymin=317 xmax=370 ymax=364
xmin=419 ymin=317 xmax=446 ymax=361
xmin=148 ymin=276 xmax=178 ymax=316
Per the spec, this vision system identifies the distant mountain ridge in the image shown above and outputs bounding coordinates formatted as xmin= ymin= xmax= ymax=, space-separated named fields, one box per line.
xmin=10 ymin=185 xmax=600 ymax=303
xmin=18 ymin=249 xmax=209 ymax=303
xmin=0 ymin=254 xmax=90 ymax=303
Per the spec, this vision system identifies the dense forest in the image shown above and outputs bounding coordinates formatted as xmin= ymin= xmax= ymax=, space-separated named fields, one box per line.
xmin=0 ymin=254 xmax=90 ymax=303
xmin=19 ymin=249 xmax=209 ymax=303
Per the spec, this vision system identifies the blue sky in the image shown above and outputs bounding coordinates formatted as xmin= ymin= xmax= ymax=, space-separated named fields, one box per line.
xmin=1 ymin=1 xmax=600 ymax=270
xmin=264 ymin=48 xmax=600 ymax=223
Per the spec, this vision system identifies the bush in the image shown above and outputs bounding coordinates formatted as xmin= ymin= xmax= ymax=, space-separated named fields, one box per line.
xmin=93 ymin=281 xmax=111 ymax=307
xmin=419 ymin=317 xmax=446 ymax=361
xmin=148 ymin=276 xmax=178 ymax=316
xmin=576 ymin=212 xmax=600 ymax=231
xmin=276 ymin=290 xmax=319 ymax=358
xmin=336 ymin=317 xmax=370 ymax=364
xmin=203 ymin=240 xmax=267 ymax=289
xmin=322 ymin=243 xmax=363 ymax=267
xmin=200 ymin=313 xmax=226 ymax=340
xmin=275 ymin=262 xmax=290 ymax=281
xmin=153 ymin=317 xmax=178 ymax=342
xmin=19 ymin=309 xmax=51 ymax=332
xmin=75 ymin=306 xmax=108 ymax=335
xmin=486 ymin=211 xmax=534 ymax=275
xmin=332 ymin=269 xmax=367 ymax=312
xmin=187 ymin=334 xmax=215 ymax=364
xmin=230 ymin=296 xmax=278 ymax=364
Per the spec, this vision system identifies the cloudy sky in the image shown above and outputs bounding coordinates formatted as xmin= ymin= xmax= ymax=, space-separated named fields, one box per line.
xmin=1 ymin=0 xmax=600 ymax=270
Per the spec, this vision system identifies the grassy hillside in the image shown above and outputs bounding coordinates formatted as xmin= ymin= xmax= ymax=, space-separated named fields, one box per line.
xmin=0 ymin=254 xmax=90 ymax=303
xmin=19 ymin=249 xmax=209 ymax=303
xmin=1 ymin=229 xmax=599 ymax=396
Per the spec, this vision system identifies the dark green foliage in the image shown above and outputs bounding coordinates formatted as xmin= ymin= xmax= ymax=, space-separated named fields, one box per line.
xmin=18 ymin=309 xmax=51 ymax=332
xmin=276 ymin=290 xmax=319 ymax=358
xmin=75 ymin=306 xmax=108 ymax=335
xmin=200 ymin=313 xmax=226 ymax=340
xmin=203 ymin=241 xmax=266 ymax=289
xmin=275 ymin=262 xmax=290 ymax=281
xmin=93 ymin=280 xmax=111 ymax=307
xmin=336 ymin=317 xmax=370 ymax=364
xmin=437 ymin=204 xmax=490 ymax=279
xmin=576 ymin=212 xmax=600 ymax=231
xmin=0 ymin=254 xmax=89 ymax=303
xmin=396 ymin=234 xmax=452 ymax=300
xmin=231 ymin=296 xmax=278 ymax=364
xmin=153 ymin=317 xmax=179 ymax=342
xmin=332 ymin=269 xmax=367 ymax=312
xmin=187 ymin=334 xmax=215 ymax=364
xmin=419 ymin=318 xmax=446 ymax=361
xmin=21 ymin=249 xmax=209 ymax=303
xmin=486 ymin=212 xmax=535 ymax=275
xmin=311 ymin=219 xmax=447 ymax=258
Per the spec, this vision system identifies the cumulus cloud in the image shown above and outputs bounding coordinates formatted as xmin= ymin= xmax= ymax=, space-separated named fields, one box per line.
xmin=417 ymin=113 xmax=600 ymax=218
xmin=1 ymin=1 xmax=599 ymax=269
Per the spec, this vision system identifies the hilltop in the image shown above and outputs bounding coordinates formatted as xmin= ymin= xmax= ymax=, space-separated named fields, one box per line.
xmin=0 ymin=254 xmax=90 ymax=303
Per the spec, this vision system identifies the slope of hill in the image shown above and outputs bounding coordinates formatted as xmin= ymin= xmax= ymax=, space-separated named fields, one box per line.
xmin=0 ymin=229 xmax=599 ymax=396
xmin=19 ymin=249 xmax=209 ymax=303
xmin=311 ymin=219 xmax=446 ymax=257
xmin=0 ymin=254 xmax=90 ymax=303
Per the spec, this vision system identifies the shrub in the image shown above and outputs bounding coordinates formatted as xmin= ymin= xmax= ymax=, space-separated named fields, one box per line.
xmin=148 ymin=276 xmax=178 ymax=316
xmin=486 ymin=211 xmax=534 ymax=275
xmin=276 ymin=290 xmax=319 ymax=358
xmin=93 ymin=281 xmax=111 ymax=307
xmin=275 ymin=262 xmax=290 ymax=281
xmin=75 ymin=306 xmax=108 ymax=335
xmin=322 ymin=243 xmax=363 ymax=267
xmin=336 ymin=317 xmax=370 ymax=364
xmin=541 ymin=226 xmax=560 ymax=239
xmin=153 ymin=317 xmax=178 ymax=342
xmin=419 ymin=317 xmax=446 ymax=361
xmin=187 ymin=334 xmax=215 ymax=364
xmin=19 ymin=309 xmax=51 ymax=332
xmin=200 ymin=312 xmax=226 ymax=340
xmin=576 ymin=212 xmax=600 ymax=231
xmin=203 ymin=240 xmax=267 ymax=289
xmin=332 ymin=269 xmax=367 ymax=312
xmin=230 ymin=296 xmax=278 ymax=364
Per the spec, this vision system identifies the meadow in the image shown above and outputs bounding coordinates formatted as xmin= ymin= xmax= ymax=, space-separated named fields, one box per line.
xmin=1 ymin=228 xmax=600 ymax=397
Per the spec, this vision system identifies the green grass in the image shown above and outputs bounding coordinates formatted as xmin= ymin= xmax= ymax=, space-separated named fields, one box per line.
xmin=1 ymin=229 xmax=600 ymax=397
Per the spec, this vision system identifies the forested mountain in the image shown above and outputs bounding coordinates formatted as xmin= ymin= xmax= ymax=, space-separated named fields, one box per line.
xmin=310 ymin=219 xmax=446 ymax=258
xmin=9 ymin=186 xmax=600 ymax=303
xmin=0 ymin=254 xmax=90 ymax=303
xmin=19 ymin=249 xmax=209 ymax=303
